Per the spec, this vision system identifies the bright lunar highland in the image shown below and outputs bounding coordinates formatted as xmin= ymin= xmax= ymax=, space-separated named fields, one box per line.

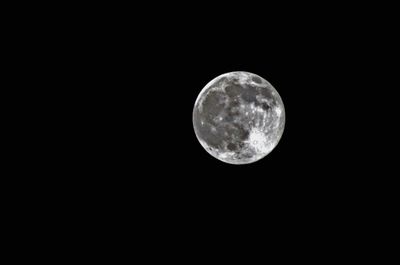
xmin=193 ymin=71 xmax=285 ymax=164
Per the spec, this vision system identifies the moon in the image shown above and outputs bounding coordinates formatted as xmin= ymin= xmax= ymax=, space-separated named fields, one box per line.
xmin=192 ymin=71 xmax=285 ymax=164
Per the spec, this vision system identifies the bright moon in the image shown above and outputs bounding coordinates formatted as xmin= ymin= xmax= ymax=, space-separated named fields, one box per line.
xmin=193 ymin=71 xmax=285 ymax=164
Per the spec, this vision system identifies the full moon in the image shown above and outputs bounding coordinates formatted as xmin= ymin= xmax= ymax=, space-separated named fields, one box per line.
xmin=193 ymin=71 xmax=285 ymax=164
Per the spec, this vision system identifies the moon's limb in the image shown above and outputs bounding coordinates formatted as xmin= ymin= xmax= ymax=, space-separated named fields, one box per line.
xmin=193 ymin=71 xmax=285 ymax=164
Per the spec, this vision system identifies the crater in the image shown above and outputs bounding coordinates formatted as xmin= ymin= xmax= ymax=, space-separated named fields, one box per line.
xmin=227 ymin=142 xmax=237 ymax=151
xmin=252 ymin=76 xmax=262 ymax=84
xmin=241 ymin=87 xmax=258 ymax=103
xmin=260 ymin=102 xmax=271 ymax=111
xmin=259 ymin=87 xmax=274 ymax=100
xmin=225 ymin=85 xmax=243 ymax=98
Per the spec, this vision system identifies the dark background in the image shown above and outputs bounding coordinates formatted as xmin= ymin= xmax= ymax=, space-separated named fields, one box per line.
xmin=54 ymin=4 xmax=390 ymax=209
xmin=76 ymin=10 xmax=366 ymax=178
xmin=51 ymin=4 xmax=390 ymax=232
xmin=11 ymin=2 xmax=395 ymax=253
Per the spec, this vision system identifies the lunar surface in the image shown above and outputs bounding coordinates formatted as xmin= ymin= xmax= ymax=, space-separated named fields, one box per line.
xmin=193 ymin=71 xmax=285 ymax=164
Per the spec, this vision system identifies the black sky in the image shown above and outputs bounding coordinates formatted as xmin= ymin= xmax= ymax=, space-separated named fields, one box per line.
xmin=70 ymin=4 xmax=384 ymax=181
xmin=17 ymin=2 xmax=395 ymax=254
xmin=38 ymin=0 xmax=392 ymax=212
xmin=68 ymin=8 xmax=378 ymax=206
